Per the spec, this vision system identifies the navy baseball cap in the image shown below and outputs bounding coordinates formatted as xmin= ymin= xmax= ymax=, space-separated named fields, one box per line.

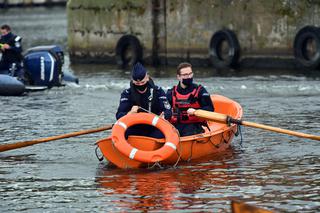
xmin=131 ymin=62 xmax=147 ymax=81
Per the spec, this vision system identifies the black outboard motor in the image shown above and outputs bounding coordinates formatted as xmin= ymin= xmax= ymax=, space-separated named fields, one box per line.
xmin=23 ymin=45 xmax=64 ymax=87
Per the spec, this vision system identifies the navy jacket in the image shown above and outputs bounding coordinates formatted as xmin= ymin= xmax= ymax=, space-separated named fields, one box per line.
xmin=0 ymin=32 xmax=23 ymax=64
xmin=116 ymin=79 xmax=172 ymax=120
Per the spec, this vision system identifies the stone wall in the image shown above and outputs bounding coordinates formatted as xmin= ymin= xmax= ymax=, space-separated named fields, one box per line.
xmin=0 ymin=0 xmax=66 ymax=7
xmin=67 ymin=0 xmax=320 ymax=68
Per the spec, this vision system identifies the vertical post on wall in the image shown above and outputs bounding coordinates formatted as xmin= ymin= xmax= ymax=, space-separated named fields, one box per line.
xmin=152 ymin=0 xmax=167 ymax=66
xmin=163 ymin=0 xmax=167 ymax=66
xmin=2 ymin=0 xmax=9 ymax=8
xmin=162 ymin=0 xmax=168 ymax=65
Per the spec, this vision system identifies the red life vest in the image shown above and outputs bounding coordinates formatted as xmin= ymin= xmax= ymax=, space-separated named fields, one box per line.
xmin=171 ymin=85 xmax=205 ymax=124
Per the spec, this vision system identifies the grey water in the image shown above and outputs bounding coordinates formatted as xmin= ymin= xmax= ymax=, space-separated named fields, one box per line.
xmin=1 ymin=7 xmax=320 ymax=213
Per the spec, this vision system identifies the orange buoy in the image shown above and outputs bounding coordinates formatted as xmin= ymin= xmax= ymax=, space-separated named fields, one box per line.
xmin=111 ymin=113 xmax=179 ymax=163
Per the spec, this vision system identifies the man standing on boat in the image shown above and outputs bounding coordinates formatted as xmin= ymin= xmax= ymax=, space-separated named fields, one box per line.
xmin=166 ymin=62 xmax=214 ymax=136
xmin=116 ymin=62 xmax=172 ymax=138
xmin=0 ymin=24 xmax=24 ymax=81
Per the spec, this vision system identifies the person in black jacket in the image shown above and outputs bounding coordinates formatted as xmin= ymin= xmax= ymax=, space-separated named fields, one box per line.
xmin=166 ymin=62 xmax=214 ymax=136
xmin=0 ymin=24 xmax=24 ymax=80
xmin=116 ymin=62 xmax=172 ymax=138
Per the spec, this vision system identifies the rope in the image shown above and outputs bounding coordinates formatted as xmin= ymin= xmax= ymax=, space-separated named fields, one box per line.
xmin=139 ymin=106 xmax=183 ymax=168
xmin=187 ymin=140 xmax=195 ymax=162
xmin=238 ymin=125 xmax=244 ymax=149
xmin=95 ymin=146 xmax=104 ymax=161
xmin=149 ymin=161 xmax=164 ymax=169
xmin=172 ymin=128 xmax=182 ymax=168
xmin=224 ymin=131 xmax=231 ymax=144
xmin=172 ymin=154 xmax=181 ymax=168
xmin=138 ymin=106 xmax=151 ymax=113
xmin=209 ymin=134 xmax=222 ymax=148
xmin=230 ymin=123 xmax=244 ymax=149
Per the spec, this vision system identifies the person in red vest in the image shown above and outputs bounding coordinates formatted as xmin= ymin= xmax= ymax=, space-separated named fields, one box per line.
xmin=166 ymin=62 xmax=214 ymax=136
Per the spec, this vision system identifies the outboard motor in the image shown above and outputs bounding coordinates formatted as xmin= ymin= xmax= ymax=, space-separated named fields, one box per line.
xmin=23 ymin=45 xmax=64 ymax=87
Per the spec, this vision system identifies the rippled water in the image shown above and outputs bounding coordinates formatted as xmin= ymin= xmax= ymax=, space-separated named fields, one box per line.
xmin=1 ymin=6 xmax=320 ymax=213
xmin=1 ymin=65 xmax=319 ymax=212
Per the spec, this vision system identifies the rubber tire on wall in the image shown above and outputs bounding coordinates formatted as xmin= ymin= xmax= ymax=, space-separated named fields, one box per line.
xmin=294 ymin=25 xmax=320 ymax=70
xmin=209 ymin=29 xmax=240 ymax=70
xmin=115 ymin=35 xmax=143 ymax=68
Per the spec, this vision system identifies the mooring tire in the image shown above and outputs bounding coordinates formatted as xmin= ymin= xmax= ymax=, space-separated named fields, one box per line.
xmin=115 ymin=35 xmax=143 ymax=68
xmin=209 ymin=29 xmax=240 ymax=69
xmin=294 ymin=25 xmax=320 ymax=69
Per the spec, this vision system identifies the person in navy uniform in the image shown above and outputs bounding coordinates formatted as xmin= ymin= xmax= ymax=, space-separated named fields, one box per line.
xmin=166 ymin=62 xmax=214 ymax=136
xmin=0 ymin=24 xmax=24 ymax=80
xmin=116 ymin=62 xmax=172 ymax=138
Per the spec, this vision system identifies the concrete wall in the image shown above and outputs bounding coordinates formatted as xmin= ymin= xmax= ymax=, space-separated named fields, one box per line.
xmin=67 ymin=0 xmax=320 ymax=68
xmin=68 ymin=0 xmax=152 ymax=63
xmin=0 ymin=0 xmax=66 ymax=7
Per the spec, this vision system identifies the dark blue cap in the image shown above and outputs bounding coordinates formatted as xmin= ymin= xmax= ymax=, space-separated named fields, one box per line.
xmin=131 ymin=62 xmax=147 ymax=81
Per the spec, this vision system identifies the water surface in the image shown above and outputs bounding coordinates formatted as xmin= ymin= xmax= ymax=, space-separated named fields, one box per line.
xmin=0 ymin=6 xmax=320 ymax=213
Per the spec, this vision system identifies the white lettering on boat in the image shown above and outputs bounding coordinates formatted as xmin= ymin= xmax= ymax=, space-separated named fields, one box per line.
xmin=40 ymin=56 xmax=45 ymax=80
xmin=47 ymin=53 xmax=55 ymax=82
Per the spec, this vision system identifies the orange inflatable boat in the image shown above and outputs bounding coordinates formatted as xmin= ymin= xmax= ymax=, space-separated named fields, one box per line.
xmin=96 ymin=95 xmax=243 ymax=169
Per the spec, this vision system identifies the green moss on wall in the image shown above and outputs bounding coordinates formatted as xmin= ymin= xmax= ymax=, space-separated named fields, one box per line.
xmin=68 ymin=0 xmax=147 ymax=14
xmin=67 ymin=0 xmax=320 ymax=62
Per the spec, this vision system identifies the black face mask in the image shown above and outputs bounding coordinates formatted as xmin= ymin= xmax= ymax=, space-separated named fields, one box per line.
xmin=182 ymin=77 xmax=193 ymax=86
xmin=134 ymin=83 xmax=148 ymax=91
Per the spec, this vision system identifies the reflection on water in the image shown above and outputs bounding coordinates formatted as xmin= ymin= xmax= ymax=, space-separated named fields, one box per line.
xmin=95 ymin=148 xmax=240 ymax=212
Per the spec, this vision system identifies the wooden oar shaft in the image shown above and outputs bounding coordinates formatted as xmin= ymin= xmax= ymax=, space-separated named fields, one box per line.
xmin=242 ymin=121 xmax=320 ymax=141
xmin=0 ymin=125 xmax=113 ymax=152
xmin=194 ymin=110 xmax=230 ymax=124
xmin=194 ymin=109 xmax=320 ymax=141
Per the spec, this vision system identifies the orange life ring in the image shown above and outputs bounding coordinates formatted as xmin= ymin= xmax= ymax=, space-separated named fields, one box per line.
xmin=111 ymin=113 xmax=179 ymax=163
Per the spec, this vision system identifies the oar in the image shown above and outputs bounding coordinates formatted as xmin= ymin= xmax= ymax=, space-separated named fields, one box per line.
xmin=194 ymin=110 xmax=320 ymax=141
xmin=0 ymin=124 xmax=113 ymax=152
